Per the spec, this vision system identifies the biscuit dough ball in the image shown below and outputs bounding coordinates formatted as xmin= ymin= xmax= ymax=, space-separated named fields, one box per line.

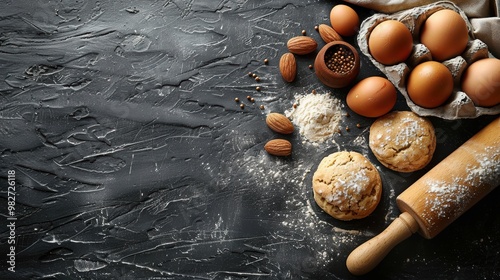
xmin=312 ymin=151 xmax=382 ymax=221
xmin=369 ymin=111 xmax=436 ymax=172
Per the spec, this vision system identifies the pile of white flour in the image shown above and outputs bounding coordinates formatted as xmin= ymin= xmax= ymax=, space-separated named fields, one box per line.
xmin=285 ymin=91 xmax=343 ymax=144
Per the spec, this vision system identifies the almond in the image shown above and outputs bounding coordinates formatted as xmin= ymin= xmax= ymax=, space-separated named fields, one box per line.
xmin=264 ymin=139 xmax=292 ymax=156
xmin=287 ymin=36 xmax=318 ymax=55
xmin=279 ymin=53 xmax=297 ymax=82
xmin=318 ymin=24 xmax=343 ymax=43
xmin=266 ymin=113 xmax=294 ymax=134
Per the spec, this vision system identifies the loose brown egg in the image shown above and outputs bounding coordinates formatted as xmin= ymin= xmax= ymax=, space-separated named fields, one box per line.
xmin=330 ymin=4 xmax=359 ymax=37
xmin=407 ymin=61 xmax=453 ymax=108
xmin=346 ymin=76 xmax=397 ymax=118
xmin=461 ymin=58 xmax=500 ymax=107
xmin=420 ymin=9 xmax=469 ymax=61
xmin=368 ymin=20 xmax=413 ymax=65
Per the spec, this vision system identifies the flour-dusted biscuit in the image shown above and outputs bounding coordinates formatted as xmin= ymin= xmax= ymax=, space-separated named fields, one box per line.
xmin=369 ymin=111 xmax=436 ymax=172
xmin=312 ymin=151 xmax=382 ymax=221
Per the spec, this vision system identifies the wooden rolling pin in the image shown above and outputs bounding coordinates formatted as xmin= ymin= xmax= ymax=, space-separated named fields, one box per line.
xmin=346 ymin=116 xmax=500 ymax=275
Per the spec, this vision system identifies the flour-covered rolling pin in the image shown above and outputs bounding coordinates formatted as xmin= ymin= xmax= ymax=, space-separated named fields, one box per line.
xmin=346 ymin=116 xmax=500 ymax=275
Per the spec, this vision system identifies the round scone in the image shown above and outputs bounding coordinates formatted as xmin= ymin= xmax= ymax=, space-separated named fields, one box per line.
xmin=312 ymin=151 xmax=382 ymax=221
xmin=369 ymin=111 xmax=436 ymax=172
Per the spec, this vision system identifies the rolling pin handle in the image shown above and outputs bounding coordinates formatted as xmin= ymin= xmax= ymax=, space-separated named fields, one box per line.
xmin=346 ymin=212 xmax=419 ymax=275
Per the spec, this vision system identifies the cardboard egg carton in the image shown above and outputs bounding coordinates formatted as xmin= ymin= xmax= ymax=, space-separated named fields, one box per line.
xmin=357 ymin=1 xmax=500 ymax=119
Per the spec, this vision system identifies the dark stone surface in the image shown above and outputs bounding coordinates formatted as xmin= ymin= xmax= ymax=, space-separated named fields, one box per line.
xmin=0 ymin=1 xmax=498 ymax=279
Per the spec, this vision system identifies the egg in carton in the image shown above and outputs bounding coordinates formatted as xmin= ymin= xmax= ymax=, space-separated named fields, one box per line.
xmin=357 ymin=1 xmax=500 ymax=120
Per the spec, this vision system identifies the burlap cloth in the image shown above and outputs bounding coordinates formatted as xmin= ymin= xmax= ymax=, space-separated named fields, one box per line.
xmin=343 ymin=0 xmax=500 ymax=57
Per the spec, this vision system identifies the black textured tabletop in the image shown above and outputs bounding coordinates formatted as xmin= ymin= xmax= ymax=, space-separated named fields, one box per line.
xmin=0 ymin=1 xmax=498 ymax=279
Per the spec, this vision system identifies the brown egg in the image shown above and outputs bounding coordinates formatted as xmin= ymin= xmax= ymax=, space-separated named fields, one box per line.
xmin=346 ymin=77 xmax=397 ymax=118
xmin=407 ymin=61 xmax=453 ymax=108
xmin=461 ymin=58 xmax=500 ymax=107
xmin=368 ymin=20 xmax=413 ymax=65
xmin=420 ymin=9 xmax=469 ymax=61
xmin=330 ymin=4 xmax=359 ymax=37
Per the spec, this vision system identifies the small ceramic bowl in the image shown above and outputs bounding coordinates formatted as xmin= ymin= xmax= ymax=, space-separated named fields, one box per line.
xmin=314 ymin=41 xmax=360 ymax=88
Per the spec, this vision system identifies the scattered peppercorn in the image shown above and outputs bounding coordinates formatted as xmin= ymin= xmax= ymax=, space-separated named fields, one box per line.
xmin=356 ymin=123 xmax=361 ymax=128
xmin=259 ymin=105 xmax=265 ymax=110
xmin=240 ymin=103 xmax=245 ymax=109
xmin=345 ymin=112 xmax=350 ymax=117
xmin=252 ymin=73 xmax=257 ymax=78
xmin=312 ymin=89 xmax=316 ymax=94
xmin=235 ymin=97 xmax=240 ymax=102
xmin=255 ymin=77 xmax=260 ymax=82
xmin=314 ymin=25 xmax=319 ymax=31
xmin=256 ymin=86 xmax=261 ymax=91
xmin=308 ymin=64 xmax=313 ymax=69
xmin=250 ymin=97 xmax=255 ymax=103
xmin=293 ymin=103 xmax=298 ymax=109
xmin=345 ymin=126 xmax=350 ymax=132
xmin=248 ymin=72 xmax=253 ymax=77
xmin=301 ymin=30 xmax=306 ymax=35
xmin=264 ymin=59 xmax=269 ymax=64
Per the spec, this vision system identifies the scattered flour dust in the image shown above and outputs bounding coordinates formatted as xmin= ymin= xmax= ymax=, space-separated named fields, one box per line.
xmin=285 ymin=91 xmax=343 ymax=144
xmin=280 ymin=182 xmax=368 ymax=264
xmin=422 ymin=145 xmax=500 ymax=223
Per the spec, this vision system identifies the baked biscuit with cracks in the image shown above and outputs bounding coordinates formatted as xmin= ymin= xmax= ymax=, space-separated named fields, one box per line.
xmin=312 ymin=151 xmax=382 ymax=221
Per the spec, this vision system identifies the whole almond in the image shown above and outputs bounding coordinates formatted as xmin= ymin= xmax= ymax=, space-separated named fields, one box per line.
xmin=264 ymin=139 xmax=292 ymax=156
xmin=279 ymin=53 xmax=297 ymax=82
xmin=318 ymin=24 xmax=343 ymax=43
xmin=266 ymin=113 xmax=294 ymax=134
xmin=287 ymin=36 xmax=318 ymax=55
